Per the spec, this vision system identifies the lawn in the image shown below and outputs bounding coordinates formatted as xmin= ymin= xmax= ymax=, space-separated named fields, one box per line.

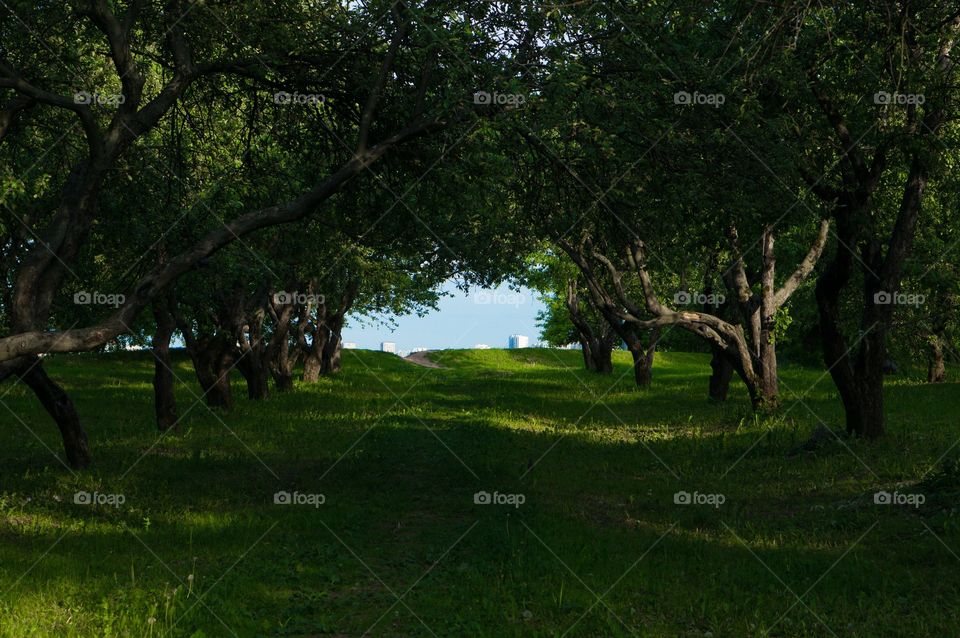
xmin=1 ymin=348 xmax=959 ymax=637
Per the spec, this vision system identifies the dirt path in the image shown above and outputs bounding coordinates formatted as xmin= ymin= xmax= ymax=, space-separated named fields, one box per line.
xmin=404 ymin=351 xmax=445 ymax=368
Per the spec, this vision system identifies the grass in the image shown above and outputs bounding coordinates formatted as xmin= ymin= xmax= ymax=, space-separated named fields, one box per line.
xmin=1 ymin=347 xmax=959 ymax=637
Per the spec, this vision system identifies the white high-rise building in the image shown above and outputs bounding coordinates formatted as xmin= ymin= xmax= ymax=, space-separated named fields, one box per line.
xmin=380 ymin=341 xmax=396 ymax=354
xmin=508 ymin=335 xmax=529 ymax=349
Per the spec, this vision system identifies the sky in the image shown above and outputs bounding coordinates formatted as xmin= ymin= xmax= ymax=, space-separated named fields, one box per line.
xmin=341 ymin=280 xmax=548 ymax=352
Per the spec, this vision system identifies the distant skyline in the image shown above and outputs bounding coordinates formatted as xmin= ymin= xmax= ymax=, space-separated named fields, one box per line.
xmin=341 ymin=281 xmax=547 ymax=352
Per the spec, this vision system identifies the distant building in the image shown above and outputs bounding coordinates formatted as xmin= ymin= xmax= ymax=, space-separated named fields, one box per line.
xmin=508 ymin=335 xmax=529 ymax=349
xmin=342 ymin=342 xmax=358 ymax=349
xmin=411 ymin=347 xmax=428 ymax=353
xmin=380 ymin=341 xmax=396 ymax=354
xmin=474 ymin=344 xmax=491 ymax=350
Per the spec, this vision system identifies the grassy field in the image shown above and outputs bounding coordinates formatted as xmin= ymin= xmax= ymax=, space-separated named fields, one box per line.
xmin=1 ymin=348 xmax=959 ymax=637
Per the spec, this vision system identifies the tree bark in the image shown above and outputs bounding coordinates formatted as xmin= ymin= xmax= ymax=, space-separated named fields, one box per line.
xmin=566 ymin=278 xmax=615 ymax=374
xmin=236 ymin=353 xmax=270 ymax=400
xmin=708 ymin=345 xmax=734 ymax=402
xmin=756 ymin=325 xmax=779 ymax=408
xmin=187 ymin=338 xmax=235 ymax=410
xmin=321 ymin=331 xmax=343 ymax=375
xmin=207 ymin=354 xmax=235 ymax=409
xmin=630 ymin=346 xmax=651 ymax=388
xmin=590 ymin=340 xmax=614 ymax=374
xmin=270 ymin=331 xmax=296 ymax=390
xmin=265 ymin=288 xmax=300 ymax=392
xmin=580 ymin=338 xmax=597 ymax=372
xmin=302 ymin=347 xmax=323 ymax=383
xmin=300 ymin=307 xmax=328 ymax=383
xmin=151 ymin=300 xmax=179 ymax=431
xmin=628 ymin=328 xmax=658 ymax=388
xmin=16 ymin=358 xmax=91 ymax=469
xmin=928 ymin=336 xmax=947 ymax=383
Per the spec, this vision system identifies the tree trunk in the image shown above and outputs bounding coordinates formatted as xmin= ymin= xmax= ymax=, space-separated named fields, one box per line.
xmin=580 ymin=336 xmax=613 ymax=374
xmin=927 ymin=336 xmax=947 ymax=383
xmin=821 ymin=299 xmax=887 ymax=438
xmin=708 ymin=346 xmax=734 ymax=402
xmin=591 ymin=343 xmax=614 ymax=374
xmin=209 ymin=360 xmax=234 ymax=409
xmin=16 ymin=358 xmax=91 ymax=469
xmin=756 ymin=325 xmax=779 ymax=409
xmin=269 ymin=333 xmax=297 ymax=392
xmin=630 ymin=346 xmax=651 ymax=387
xmin=191 ymin=343 xmax=234 ymax=410
xmin=566 ymin=278 xmax=614 ymax=374
xmin=321 ymin=332 xmax=343 ymax=375
xmin=580 ymin=338 xmax=597 ymax=372
xmin=273 ymin=370 xmax=295 ymax=391
xmin=846 ymin=353 xmax=886 ymax=439
xmin=236 ymin=354 xmax=270 ymax=400
xmin=151 ymin=301 xmax=179 ymax=431
xmin=815 ymin=223 xmax=888 ymax=439
xmin=629 ymin=330 xmax=657 ymax=388
xmin=302 ymin=349 xmax=322 ymax=382
xmin=730 ymin=355 xmax=763 ymax=410
xmin=300 ymin=306 xmax=329 ymax=383
xmin=266 ymin=292 xmax=299 ymax=392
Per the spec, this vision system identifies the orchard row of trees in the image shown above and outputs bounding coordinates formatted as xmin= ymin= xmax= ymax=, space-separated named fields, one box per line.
xmin=520 ymin=0 xmax=960 ymax=438
xmin=2 ymin=1 xmax=959 ymax=468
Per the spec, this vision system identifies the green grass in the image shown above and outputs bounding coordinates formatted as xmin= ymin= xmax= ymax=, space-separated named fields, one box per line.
xmin=1 ymin=348 xmax=959 ymax=637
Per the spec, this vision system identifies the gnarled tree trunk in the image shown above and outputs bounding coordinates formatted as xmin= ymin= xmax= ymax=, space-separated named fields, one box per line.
xmin=16 ymin=357 xmax=90 ymax=469
xmin=269 ymin=296 xmax=301 ymax=392
xmin=236 ymin=352 xmax=270 ymax=400
xmin=298 ymin=278 xmax=358 ymax=380
xmin=194 ymin=341 xmax=235 ymax=410
xmin=299 ymin=304 xmax=328 ymax=383
xmin=927 ymin=334 xmax=947 ymax=383
xmin=321 ymin=330 xmax=343 ymax=375
xmin=628 ymin=327 xmax=659 ymax=388
xmin=562 ymin=221 xmax=827 ymax=410
xmin=565 ymin=278 xmax=615 ymax=374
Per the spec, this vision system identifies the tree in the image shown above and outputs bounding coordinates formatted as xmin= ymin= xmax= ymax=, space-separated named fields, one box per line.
xmin=781 ymin=4 xmax=960 ymax=436
xmin=525 ymin=251 xmax=619 ymax=374
xmin=0 ymin=0 xmax=541 ymax=466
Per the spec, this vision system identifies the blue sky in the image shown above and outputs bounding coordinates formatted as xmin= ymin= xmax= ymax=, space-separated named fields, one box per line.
xmin=341 ymin=281 xmax=548 ymax=352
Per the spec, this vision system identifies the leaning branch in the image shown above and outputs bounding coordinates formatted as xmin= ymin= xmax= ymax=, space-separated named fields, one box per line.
xmin=772 ymin=218 xmax=830 ymax=308
xmin=0 ymin=118 xmax=445 ymax=362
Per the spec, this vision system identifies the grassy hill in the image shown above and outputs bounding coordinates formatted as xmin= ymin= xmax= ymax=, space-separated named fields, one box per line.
xmin=1 ymin=349 xmax=959 ymax=636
